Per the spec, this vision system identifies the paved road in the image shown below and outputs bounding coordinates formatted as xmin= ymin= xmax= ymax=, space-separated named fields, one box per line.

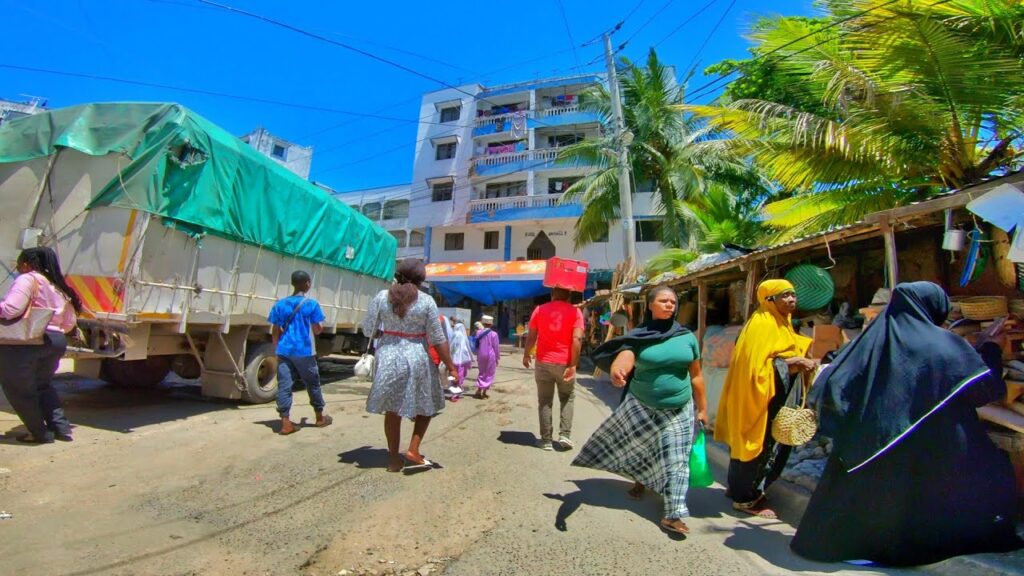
xmin=0 ymin=354 xmax=920 ymax=576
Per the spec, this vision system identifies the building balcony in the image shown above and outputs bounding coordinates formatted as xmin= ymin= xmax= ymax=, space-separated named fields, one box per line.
xmin=466 ymin=193 xmax=582 ymax=224
xmin=470 ymin=148 xmax=591 ymax=177
xmin=472 ymin=106 xmax=602 ymax=137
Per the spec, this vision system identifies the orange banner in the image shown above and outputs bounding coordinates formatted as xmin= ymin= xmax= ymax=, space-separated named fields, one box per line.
xmin=426 ymin=260 xmax=546 ymax=281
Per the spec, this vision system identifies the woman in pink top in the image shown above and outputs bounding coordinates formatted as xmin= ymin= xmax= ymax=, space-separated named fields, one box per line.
xmin=0 ymin=247 xmax=81 ymax=443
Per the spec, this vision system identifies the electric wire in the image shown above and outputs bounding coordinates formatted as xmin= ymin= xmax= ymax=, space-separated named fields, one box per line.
xmin=683 ymin=0 xmax=736 ymax=73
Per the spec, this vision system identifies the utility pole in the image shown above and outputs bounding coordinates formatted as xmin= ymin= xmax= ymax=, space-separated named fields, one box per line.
xmin=603 ymin=34 xmax=637 ymax=266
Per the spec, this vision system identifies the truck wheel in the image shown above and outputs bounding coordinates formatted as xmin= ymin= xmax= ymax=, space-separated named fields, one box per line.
xmin=241 ymin=342 xmax=278 ymax=404
xmin=101 ymin=357 xmax=173 ymax=388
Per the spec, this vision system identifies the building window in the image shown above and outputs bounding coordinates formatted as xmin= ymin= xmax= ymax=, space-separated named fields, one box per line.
xmin=431 ymin=182 xmax=453 ymax=202
xmin=383 ymin=199 xmax=410 ymax=220
xmin=547 ymin=133 xmax=584 ymax=148
xmin=440 ymin=106 xmax=461 ymax=123
xmin=389 ymin=230 xmax=407 ymax=247
xmin=484 ymin=181 xmax=526 ymax=199
xmin=635 ymin=220 xmax=662 ymax=243
xmin=409 ymin=230 xmax=425 ymax=247
xmin=444 ymin=233 xmax=464 ymax=251
xmin=548 ymin=177 xmax=581 ymax=194
xmin=484 ymin=231 xmax=499 ymax=250
xmin=271 ymin=142 xmax=287 ymax=159
xmin=361 ymin=202 xmax=381 ymax=220
xmin=436 ymin=142 xmax=457 ymax=160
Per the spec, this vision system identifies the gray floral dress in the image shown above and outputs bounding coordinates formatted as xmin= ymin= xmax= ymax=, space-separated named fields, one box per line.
xmin=363 ymin=290 xmax=446 ymax=418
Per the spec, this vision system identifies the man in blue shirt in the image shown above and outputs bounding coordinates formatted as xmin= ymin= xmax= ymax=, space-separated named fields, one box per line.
xmin=269 ymin=270 xmax=331 ymax=435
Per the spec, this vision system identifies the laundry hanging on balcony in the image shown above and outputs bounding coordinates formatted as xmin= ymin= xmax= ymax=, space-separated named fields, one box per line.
xmin=511 ymin=111 xmax=527 ymax=139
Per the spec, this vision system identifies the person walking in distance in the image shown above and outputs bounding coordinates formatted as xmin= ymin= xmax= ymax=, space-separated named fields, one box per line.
xmin=473 ymin=315 xmax=500 ymax=399
xmin=523 ymin=287 xmax=584 ymax=451
xmin=269 ymin=270 xmax=332 ymax=435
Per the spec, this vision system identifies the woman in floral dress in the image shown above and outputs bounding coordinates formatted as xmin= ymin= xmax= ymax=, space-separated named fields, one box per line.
xmin=363 ymin=259 xmax=457 ymax=472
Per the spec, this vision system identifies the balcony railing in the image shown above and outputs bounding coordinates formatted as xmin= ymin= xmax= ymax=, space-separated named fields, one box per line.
xmin=539 ymin=104 xmax=582 ymax=117
xmin=471 ymin=148 xmax=560 ymax=168
xmin=468 ymin=192 xmax=574 ymax=213
xmin=473 ymin=110 xmax=534 ymax=129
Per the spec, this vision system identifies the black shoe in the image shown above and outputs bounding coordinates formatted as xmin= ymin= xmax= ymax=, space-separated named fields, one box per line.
xmin=54 ymin=433 xmax=73 ymax=442
xmin=16 ymin=433 xmax=54 ymax=444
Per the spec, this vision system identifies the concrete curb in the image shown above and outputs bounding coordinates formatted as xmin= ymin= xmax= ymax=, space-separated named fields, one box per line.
xmin=704 ymin=439 xmax=1023 ymax=575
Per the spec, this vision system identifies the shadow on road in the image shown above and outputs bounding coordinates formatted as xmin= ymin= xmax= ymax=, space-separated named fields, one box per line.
xmin=723 ymin=523 xmax=881 ymax=573
xmin=544 ymin=478 xmax=662 ymax=533
xmin=497 ymin=430 xmax=537 ymax=447
xmin=0 ymin=378 xmax=235 ymax=435
xmin=574 ymin=371 xmax=623 ymax=411
xmin=338 ymin=445 xmax=391 ymax=469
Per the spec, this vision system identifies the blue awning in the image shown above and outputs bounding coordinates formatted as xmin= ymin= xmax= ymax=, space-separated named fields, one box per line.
xmin=434 ymin=280 xmax=548 ymax=306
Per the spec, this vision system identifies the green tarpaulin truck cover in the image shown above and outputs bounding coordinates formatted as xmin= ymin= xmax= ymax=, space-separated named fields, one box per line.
xmin=0 ymin=102 xmax=397 ymax=281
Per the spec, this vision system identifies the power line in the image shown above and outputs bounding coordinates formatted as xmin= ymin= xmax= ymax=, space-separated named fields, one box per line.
xmin=683 ymin=0 xmax=736 ymax=73
xmin=623 ymin=0 xmax=677 ymax=46
xmin=0 ymin=63 xmax=476 ymax=129
xmin=195 ymin=0 xmax=567 ymax=130
xmin=555 ymin=0 xmax=582 ymax=75
xmin=685 ymin=0 xmax=924 ymax=103
xmin=653 ymin=0 xmax=718 ymax=48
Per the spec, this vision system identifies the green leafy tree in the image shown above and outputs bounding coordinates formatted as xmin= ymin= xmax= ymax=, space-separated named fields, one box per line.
xmin=558 ymin=48 xmax=748 ymax=250
xmin=685 ymin=0 xmax=1024 ymax=239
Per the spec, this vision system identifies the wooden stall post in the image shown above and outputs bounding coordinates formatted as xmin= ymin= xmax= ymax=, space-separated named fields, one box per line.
xmin=743 ymin=264 xmax=759 ymax=321
xmin=880 ymin=216 xmax=900 ymax=287
xmin=697 ymin=280 xmax=708 ymax=345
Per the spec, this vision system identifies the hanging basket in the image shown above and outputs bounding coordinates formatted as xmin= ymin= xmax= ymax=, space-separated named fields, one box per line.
xmin=958 ymin=296 xmax=1008 ymax=321
xmin=784 ymin=264 xmax=835 ymax=312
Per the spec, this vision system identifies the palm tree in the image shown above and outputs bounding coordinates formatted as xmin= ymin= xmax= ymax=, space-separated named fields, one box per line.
xmin=559 ymin=48 xmax=749 ymax=250
xmin=684 ymin=0 xmax=1024 ymax=239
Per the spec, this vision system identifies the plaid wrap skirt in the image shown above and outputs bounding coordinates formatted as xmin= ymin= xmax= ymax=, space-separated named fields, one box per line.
xmin=572 ymin=392 xmax=695 ymax=519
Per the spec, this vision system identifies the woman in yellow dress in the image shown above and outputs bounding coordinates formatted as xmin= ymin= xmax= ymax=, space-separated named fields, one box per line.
xmin=714 ymin=279 xmax=816 ymax=518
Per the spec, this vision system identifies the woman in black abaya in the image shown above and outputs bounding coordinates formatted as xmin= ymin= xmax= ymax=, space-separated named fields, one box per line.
xmin=791 ymin=282 xmax=1021 ymax=566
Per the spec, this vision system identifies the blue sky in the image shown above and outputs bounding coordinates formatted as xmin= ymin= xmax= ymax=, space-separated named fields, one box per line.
xmin=2 ymin=0 xmax=814 ymax=192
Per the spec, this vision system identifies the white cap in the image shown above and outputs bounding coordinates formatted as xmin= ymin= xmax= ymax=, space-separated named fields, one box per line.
xmin=481 ymin=315 xmax=494 ymax=324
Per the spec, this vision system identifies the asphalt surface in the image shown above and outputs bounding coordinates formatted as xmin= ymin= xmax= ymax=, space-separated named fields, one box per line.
xmin=0 ymin=353 xmax=939 ymax=575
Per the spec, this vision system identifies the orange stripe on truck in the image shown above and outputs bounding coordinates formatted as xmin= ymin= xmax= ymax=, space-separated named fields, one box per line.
xmin=116 ymin=210 xmax=138 ymax=273
xmin=67 ymin=275 xmax=123 ymax=314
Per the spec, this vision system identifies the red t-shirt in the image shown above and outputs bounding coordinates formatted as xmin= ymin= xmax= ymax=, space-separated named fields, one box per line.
xmin=528 ymin=301 xmax=584 ymax=366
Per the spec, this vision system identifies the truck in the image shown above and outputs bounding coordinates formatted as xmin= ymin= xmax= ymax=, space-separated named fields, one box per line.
xmin=0 ymin=103 xmax=396 ymax=403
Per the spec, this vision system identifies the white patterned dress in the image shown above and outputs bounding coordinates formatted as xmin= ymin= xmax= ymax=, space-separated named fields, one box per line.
xmin=363 ymin=290 xmax=447 ymax=418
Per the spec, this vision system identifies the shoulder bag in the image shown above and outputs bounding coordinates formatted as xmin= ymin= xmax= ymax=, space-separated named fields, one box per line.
xmin=0 ymin=277 xmax=55 ymax=346
xmin=354 ymin=335 xmax=375 ymax=381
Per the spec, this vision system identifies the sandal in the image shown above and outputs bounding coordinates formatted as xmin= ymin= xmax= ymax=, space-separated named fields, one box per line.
xmin=732 ymin=498 xmax=777 ymax=519
xmin=660 ymin=518 xmax=690 ymax=535
xmin=402 ymin=452 xmax=434 ymax=468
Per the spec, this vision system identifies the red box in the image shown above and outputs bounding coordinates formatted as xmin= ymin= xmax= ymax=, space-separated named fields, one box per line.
xmin=543 ymin=257 xmax=589 ymax=292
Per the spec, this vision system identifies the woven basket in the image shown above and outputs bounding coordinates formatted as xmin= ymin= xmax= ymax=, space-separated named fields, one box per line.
xmin=1010 ymin=299 xmax=1024 ymax=318
xmin=771 ymin=371 xmax=818 ymax=446
xmin=959 ymin=296 xmax=1008 ymax=320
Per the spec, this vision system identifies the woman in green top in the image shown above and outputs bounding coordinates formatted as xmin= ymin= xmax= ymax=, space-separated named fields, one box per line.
xmin=573 ymin=286 xmax=708 ymax=536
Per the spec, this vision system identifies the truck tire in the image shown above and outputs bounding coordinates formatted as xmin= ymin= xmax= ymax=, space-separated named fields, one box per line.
xmin=241 ymin=342 xmax=278 ymax=404
xmin=100 ymin=357 xmax=173 ymax=388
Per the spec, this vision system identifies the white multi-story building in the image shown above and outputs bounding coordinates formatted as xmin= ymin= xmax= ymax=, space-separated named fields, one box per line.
xmin=334 ymin=73 xmax=666 ymax=312
xmin=0 ymin=96 xmax=46 ymax=125
xmin=241 ymin=127 xmax=313 ymax=179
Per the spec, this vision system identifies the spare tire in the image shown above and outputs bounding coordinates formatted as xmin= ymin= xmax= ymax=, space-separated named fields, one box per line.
xmin=101 ymin=356 xmax=173 ymax=388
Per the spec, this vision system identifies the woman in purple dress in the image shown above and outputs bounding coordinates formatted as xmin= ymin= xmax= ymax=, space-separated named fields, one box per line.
xmin=474 ymin=315 xmax=501 ymax=399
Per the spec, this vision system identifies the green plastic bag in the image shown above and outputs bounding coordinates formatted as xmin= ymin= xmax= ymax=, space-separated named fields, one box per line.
xmin=689 ymin=424 xmax=714 ymax=488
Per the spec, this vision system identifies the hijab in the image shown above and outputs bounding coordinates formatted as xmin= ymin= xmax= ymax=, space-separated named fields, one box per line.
xmin=590 ymin=287 xmax=691 ymax=374
xmin=815 ymin=281 xmax=990 ymax=473
xmin=714 ymin=279 xmax=812 ymax=461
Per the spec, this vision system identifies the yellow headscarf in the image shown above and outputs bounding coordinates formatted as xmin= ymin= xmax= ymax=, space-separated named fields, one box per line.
xmin=714 ymin=279 xmax=812 ymax=461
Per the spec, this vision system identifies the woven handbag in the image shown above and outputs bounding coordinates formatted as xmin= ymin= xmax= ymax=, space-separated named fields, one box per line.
xmin=771 ymin=370 xmax=817 ymax=446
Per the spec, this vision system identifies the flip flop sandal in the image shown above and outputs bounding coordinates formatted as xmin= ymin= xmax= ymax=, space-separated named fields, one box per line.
xmin=315 ymin=416 xmax=333 ymax=428
xmin=659 ymin=519 xmax=690 ymax=535
xmin=403 ymin=454 xmax=435 ymax=468
xmin=732 ymin=500 xmax=777 ymax=519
